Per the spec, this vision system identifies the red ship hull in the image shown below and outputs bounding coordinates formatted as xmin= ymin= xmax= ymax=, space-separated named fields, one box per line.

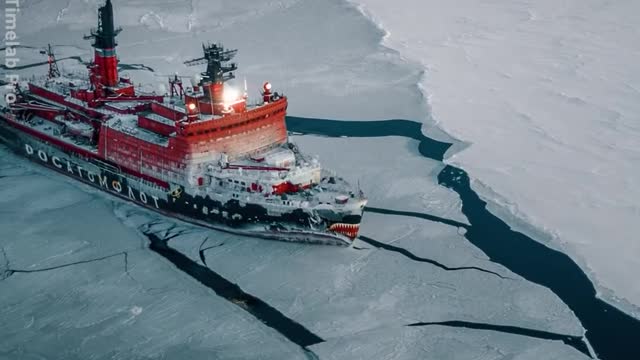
xmin=0 ymin=0 xmax=366 ymax=244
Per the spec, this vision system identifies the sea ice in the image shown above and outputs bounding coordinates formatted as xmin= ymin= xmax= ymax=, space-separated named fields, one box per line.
xmin=351 ymin=0 xmax=640 ymax=314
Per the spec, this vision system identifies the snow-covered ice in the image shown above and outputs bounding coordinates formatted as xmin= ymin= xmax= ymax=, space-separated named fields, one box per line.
xmin=350 ymin=0 xmax=640 ymax=313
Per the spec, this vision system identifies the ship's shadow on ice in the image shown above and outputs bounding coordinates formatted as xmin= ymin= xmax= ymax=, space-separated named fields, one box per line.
xmin=286 ymin=116 xmax=640 ymax=360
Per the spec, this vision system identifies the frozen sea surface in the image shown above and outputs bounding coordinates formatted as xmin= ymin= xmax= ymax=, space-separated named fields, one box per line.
xmin=0 ymin=130 xmax=591 ymax=359
xmin=0 ymin=152 xmax=307 ymax=360
xmin=0 ymin=0 xmax=628 ymax=358
xmin=0 ymin=136 xmax=589 ymax=359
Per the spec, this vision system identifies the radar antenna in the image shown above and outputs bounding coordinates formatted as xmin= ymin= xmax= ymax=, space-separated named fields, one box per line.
xmin=184 ymin=43 xmax=238 ymax=85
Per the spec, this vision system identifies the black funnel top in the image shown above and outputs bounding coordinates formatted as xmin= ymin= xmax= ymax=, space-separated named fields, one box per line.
xmin=91 ymin=0 xmax=120 ymax=49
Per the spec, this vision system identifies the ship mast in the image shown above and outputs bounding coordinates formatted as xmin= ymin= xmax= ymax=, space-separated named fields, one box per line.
xmin=40 ymin=44 xmax=61 ymax=79
xmin=184 ymin=43 xmax=238 ymax=105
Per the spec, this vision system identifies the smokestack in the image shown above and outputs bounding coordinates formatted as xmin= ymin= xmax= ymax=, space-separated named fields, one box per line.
xmin=86 ymin=0 xmax=121 ymax=87
xmin=98 ymin=0 xmax=116 ymax=49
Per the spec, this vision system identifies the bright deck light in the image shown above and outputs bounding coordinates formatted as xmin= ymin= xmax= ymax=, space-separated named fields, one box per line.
xmin=223 ymin=87 xmax=239 ymax=104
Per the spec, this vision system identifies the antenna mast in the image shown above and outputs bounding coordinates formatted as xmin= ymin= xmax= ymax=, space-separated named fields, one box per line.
xmin=183 ymin=43 xmax=238 ymax=105
xmin=41 ymin=44 xmax=61 ymax=79
xmin=184 ymin=43 xmax=238 ymax=84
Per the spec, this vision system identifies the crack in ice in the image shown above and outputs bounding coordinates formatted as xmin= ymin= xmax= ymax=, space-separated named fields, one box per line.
xmin=141 ymin=227 xmax=323 ymax=358
xmin=288 ymin=116 xmax=640 ymax=359
xmin=359 ymin=236 xmax=510 ymax=280
xmin=365 ymin=206 xmax=469 ymax=229
xmin=286 ymin=117 xmax=451 ymax=161
xmin=0 ymin=251 xmax=131 ymax=281
xmin=198 ymin=237 xmax=225 ymax=266
xmin=407 ymin=320 xmax=592 ymax=358
xmin=0 ymin=247 xmax=11 ymax=281
xmin=144 ymin=220 xmax=197 ymax=242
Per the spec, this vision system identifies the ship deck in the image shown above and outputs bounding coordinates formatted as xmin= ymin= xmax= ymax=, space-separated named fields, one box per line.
xmin=20 ymin=116 xmax=98 ymax=154
xmin=105 ymin=114 xmax=171 ymax=147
